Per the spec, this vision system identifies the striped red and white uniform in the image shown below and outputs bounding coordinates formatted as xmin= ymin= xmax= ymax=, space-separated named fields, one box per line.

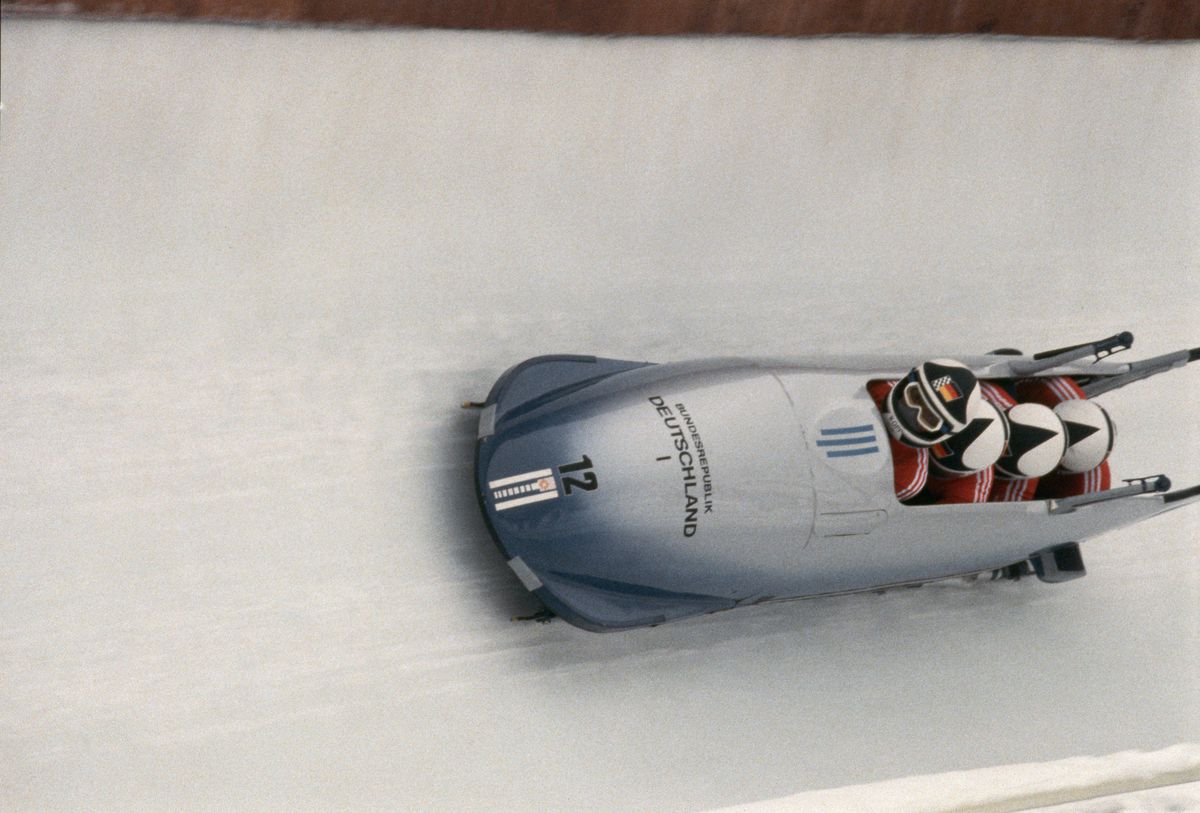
xmin=981 ymin=380 xmax=1039 ymax=502
xmin=925 ymin=464 xmax=994 ymax=504
xmin=1016 ymin=375 xmax=1111 ymax=499
xmin=923 ymin=380 xmax=1011 ymax=504
xmin=1038 ymin=463 xmax=1111 ymax=498
xmin=924 ymin=380 xmax=1007 ymax=504
xmin=867 ymin=379 xmax=928 ymax=502
xmin=991 ymin=476 xmax=1038 ymax=502
xmin=1016 ymin=374 xmax=1087 ymax=407
xmin=979 ymin=380 xmax=1017 ymax=411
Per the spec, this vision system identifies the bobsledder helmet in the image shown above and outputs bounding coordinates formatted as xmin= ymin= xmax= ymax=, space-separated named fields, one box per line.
xmin=994 ymin=403 xmax=1068 ymax=479
xmin=928 ymin=401 xmax=1007 ymax=477
xmin=1053 ymin=400 xmax=1115 ymax=473
xmin=885 ymin=359 xmax=982 ymax=448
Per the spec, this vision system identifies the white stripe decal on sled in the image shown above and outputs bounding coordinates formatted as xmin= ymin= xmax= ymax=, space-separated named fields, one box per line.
xmin=495 ymin=490 xmax=560 ymax=511
xmin=817 ymin=424 xmax=880 ymax=459
xmin=489 ymin=468 xmax=553 ymax=489
xmin=490 ymin=467 xmax=561 ymax=510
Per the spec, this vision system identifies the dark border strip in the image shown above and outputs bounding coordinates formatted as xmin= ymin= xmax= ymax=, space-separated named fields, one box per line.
xmin=4 ymin=0 xmax=1200 ymax=40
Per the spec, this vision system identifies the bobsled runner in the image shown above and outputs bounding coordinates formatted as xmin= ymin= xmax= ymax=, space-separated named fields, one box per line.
xmin=470 ymin=333 xmax=1200 ymax=632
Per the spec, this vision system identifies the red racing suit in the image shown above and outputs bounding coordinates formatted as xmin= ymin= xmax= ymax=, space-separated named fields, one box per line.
xmin=982 ymin=380 xmax=1039 ymax=502
xmin=1015 ymin=376 xmax=1111 ymax=499
xmin=924 ymin=379 xmax=1010 ymax=504
xmin=867 ymin=380 xmax=928 ymax=502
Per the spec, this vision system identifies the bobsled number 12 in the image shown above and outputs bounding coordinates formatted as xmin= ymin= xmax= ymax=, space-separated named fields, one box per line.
xmin=559 ymin=455 xmax=598 ymax=495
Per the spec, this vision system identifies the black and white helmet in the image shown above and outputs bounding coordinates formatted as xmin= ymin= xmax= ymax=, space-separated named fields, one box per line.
xmin=1053 ymin=400 xmax=1115 ymax=473
xmin=995 ymin=403 xmax=1068 ymax=479
xmin=928 ymin=401 xmax=1007 ymax=476
xmin=885 ymin=359 xmax=981 ymax=448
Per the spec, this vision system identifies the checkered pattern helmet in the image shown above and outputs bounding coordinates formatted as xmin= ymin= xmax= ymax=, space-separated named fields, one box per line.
xmin=885 ymin=359 xmax=982 ymax=448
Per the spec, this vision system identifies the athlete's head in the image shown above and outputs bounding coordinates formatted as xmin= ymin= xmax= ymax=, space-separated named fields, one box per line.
xmin=885 ymin=359 xmax=981 ymax=448
xmin=928 ymin=401 xmax=1007 ymax=477
xmin=995 ymin=403 xmax=1067 ymax=479
xmin=1053 ymin=399 xmax=1115 ymax=473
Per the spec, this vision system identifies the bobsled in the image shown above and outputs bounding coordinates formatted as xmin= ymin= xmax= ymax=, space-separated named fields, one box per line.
xmin=470 ymin=333 xmax=1200 ymax=632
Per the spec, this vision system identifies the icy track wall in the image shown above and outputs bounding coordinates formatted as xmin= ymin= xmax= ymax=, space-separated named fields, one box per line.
xmin=3 ymin=19 xmax=1200 ymax=813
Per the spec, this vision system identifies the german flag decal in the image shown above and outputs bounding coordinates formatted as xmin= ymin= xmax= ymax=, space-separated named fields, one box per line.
xmin=931 ymin=376 xmax=963 ymax=402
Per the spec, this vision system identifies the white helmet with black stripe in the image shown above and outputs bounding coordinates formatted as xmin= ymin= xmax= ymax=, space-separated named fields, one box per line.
xmin=995 ymin=403 xmax=1067 ymax=479
xmin=1053 ymin=399 xmax=1115 ymax=473
xmin=928 ymin=401 xmax=1007 ymax=476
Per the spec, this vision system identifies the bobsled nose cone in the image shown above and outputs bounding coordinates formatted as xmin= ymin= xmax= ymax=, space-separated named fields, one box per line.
xmin=474 ymin=354 xmax=821 ymax=632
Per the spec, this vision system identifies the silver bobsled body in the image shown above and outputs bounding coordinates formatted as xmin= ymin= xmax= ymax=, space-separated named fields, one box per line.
xmin=473 ymin=353 xmax=1197 ymax=632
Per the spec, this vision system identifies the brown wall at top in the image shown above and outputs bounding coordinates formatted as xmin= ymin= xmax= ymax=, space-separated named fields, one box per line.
xmin=4 ymin=0 xmax=1200 ymax=39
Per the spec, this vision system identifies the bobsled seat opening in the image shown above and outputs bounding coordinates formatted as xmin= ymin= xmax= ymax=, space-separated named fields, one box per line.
xmin=1016 ymin=376 xmax=1113 ymax=500
xmin=868 ymin=374 xmax=1113 ymax=505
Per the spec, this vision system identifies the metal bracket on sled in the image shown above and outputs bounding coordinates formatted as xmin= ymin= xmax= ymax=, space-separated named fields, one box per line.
xmin=1081 ymin=346 xmax=1200 ymax=398
xmin=1030 ymin=542 xmax=1086 ymax=583
xmin=1007 ymin=331 xmax=1133 ymax=376
xmin=1048 ymin=475 xmax=1171 ymax=515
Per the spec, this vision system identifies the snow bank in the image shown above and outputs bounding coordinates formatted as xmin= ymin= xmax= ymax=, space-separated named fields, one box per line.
xmin=1035 ymin=782 xmax=1200 ymax=813
xmin=718 ymin=745 xmax=1200 ymax=812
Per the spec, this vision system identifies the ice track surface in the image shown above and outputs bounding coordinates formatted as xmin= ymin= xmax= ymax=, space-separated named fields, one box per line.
xmin=2 ymin=19 xmax=1199 ymax=812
